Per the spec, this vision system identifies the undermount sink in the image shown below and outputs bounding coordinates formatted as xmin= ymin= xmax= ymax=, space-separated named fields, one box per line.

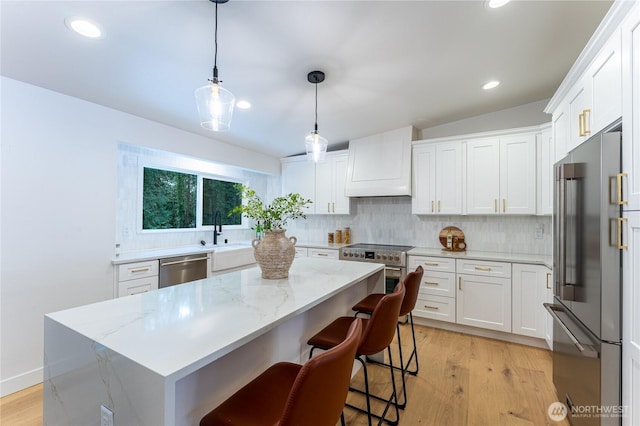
xmin=211 ymin=243 xmax=255 ymax=272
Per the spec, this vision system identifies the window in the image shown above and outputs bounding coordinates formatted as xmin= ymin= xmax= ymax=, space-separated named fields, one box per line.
xmin=142 ymin=167 xmax=243 ymax=230
xmin=202 ymin=178 xmax=242 ymax=226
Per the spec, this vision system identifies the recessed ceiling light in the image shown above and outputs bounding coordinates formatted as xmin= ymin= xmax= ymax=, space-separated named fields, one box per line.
xmin=65 ymin=17 xmax=104 ymax=39
xmin=482 ymin=80 xmax=501 ymax=90
xmin=236 ymin=100 xmax=251 ymax=110
xmin=485 ymin=0 xmax=511 ymax=9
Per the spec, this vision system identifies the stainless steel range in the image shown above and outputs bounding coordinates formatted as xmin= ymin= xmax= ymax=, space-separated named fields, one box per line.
xmin=340 ymin=243 xmax=414 ymax=293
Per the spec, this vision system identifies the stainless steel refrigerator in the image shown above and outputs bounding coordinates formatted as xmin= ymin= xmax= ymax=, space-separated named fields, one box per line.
xmin=545 ymin=120 xmax=623 ymax=426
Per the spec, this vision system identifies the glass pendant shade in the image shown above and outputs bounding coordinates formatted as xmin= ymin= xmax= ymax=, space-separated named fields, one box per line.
xmin=195 ymin=82 xmax=235 ymax=131
xmin=305 ymin=130 xmax=328 ymax=163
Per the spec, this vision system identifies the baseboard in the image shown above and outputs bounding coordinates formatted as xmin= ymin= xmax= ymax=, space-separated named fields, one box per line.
xmin=413 ymin=317 xmax=551 ymax=350
xmin=0 ymin=367 xmax=43 ymax=398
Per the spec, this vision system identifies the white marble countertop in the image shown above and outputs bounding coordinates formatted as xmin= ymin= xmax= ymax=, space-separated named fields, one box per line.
xmin=46 ymin=258 xmax=384 ymax=380
xmin=295 ymin=241 xmax=351 ymax=250
xmin=408 ymin=247 xmax=552 ymax=268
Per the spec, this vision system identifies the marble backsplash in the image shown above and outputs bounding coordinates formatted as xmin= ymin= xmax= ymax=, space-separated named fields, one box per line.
xmin=285 ymin=196 xmax=552 ymax=255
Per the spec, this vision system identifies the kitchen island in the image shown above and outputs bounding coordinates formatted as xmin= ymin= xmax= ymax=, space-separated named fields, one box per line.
xmin=43 ymin=258 xmax=384 ymax=426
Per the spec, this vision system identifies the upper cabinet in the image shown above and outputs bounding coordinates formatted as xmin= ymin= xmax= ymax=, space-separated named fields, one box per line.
xmin=545 ymin=6 xmax=626 ymax=159
xmin=412 ymin=141 xmax=462 ymax=215
xmin=314 ymin=152 xmax=350 ymax=214
xmin=465 ymin=132 xmax=536 ymax=215
xmin=536 ymin=125 xmax=553 ymax=216
xmin=281 ymin=150 xmax=350 ymax=215
xmin=281 ymin=157 xmax=315 ymax=215
xmin=345 ymin=126 xmax=417 ymax=197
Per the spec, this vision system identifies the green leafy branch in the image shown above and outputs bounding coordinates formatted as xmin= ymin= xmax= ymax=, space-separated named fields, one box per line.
xmin=230 ymin=185 xmax=312 ymax=231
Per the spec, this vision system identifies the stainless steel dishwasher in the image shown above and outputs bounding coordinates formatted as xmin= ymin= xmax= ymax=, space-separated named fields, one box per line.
xmin=159 ymin=253 xmax=209 ymax=288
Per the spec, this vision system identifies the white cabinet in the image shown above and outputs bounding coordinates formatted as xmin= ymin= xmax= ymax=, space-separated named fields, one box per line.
xmin=465 ymin=133 xmax=536 ymax=215
xmin=512 ymin=264 xmax=550 ymax=339
xmin=314 ymin=152 xmax=350 ymax=214
xmin=281 ymin=157 xmax=315 ymax=215
xmin=308 ymin=248 xmax=339 ymax=259
xmin=409 ymin=256 xmax=456 ymax=323
xmin=294 ymin=247 xmax=308 ymax=258
xmin=548 ymin=26 xmax=623 ymax=159
xmin=412 ymin=141 xmax=462 ymax=215
xmin=622 ymin=5 xmax=640 ymax=424
xmin=622 ymin=6 xmax=640 ymax=211
xmin=544 ymin=269 xmax=554 ymax=349
xmin=282 ymin=151 xmax=350 ymax=215
xmin=116 ymin=259 xmax=159 ymax=297
xmin=623 ymin=212 xmax=640 ymax=426
xmin=465 ymin=137 xmax=500 ymax=214
xmin=536 ymin=126 xmax=554 ymax=215
xmin=456 ymin=259 xmax=511 ymax=332
xmin=345 ymin=126 xmax=417 ymax=197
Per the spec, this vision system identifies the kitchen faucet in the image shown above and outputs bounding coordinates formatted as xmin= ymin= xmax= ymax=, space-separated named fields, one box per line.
xmin=213 ymin=210 xmax=222 ymax=245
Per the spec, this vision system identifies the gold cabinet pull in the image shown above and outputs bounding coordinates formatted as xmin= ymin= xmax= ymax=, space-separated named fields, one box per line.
xmin=130 ymin=267 xmax=151 ymax=273
xmin=438 ymin=200 xmax=441 ymax=213
xmin=458 ymin=276 xmax=462 ymax=290
xmin=617 ymin=173 xmax=629 ymax=205
xmin=327 ymin=203 xmax=331 ymax=213
xmin=332 ymin=202 xmax=335 ymax=213
xmin=423 ymin=261 xmax=439 ymax=267
xmin=583 ymin=109 xmax=591 ymax=135
xmin=317 ymin=253 xmax=329 ymax=257
xmin=502 ymin=199 xmax=506 ymax=213
xmin=546 ymin=272 xmax=552 ymax=290
xmin=431 ymin=200 xmax=434 ymax=213
xmin=424 ymin=305 xmax=439 ymax=310
xmin=494 ymin=199 xmax=498 ymax=213
xmin=618 ymin=217 xmax=628 ymax=250
xmin=425 ymin=281 xmax=439 ymax=286
xmin=578 ymin=113 xmax=585 ymax=137
xmin=474 ymin=266 xmax=492 ymax=272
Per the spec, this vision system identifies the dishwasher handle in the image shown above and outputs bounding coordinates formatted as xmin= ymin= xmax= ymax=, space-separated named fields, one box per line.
xmin=160 ymin=255 xmax=210 ymax=267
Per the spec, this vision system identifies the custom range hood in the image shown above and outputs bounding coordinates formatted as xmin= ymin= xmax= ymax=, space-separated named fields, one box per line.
xmin=344 ymin=126 xmax=417 ymax=197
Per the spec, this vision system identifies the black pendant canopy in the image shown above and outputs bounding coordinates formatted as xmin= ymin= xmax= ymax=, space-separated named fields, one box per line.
xmin=307 ymin=70 xmax=325 ymax=84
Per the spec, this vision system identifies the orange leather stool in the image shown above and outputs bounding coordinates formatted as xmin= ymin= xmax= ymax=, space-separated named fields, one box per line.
xmin=352 ymin=265 xmax=424 ymax=408
xmin=307 ymin=281 xmax=405 ymax=426
xmin=200 ymin=319 xmax=363 ymax=426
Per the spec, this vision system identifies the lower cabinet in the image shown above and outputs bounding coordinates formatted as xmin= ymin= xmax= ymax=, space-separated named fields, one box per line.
xmin=116 ymin=259 xmax=159 ymax=297
xmin=456 ymin=273 xmax=512 ymax=333
xmin=511 ymin=263 xmax=550 ymax=339
xmin=308 ymin=248 xmax=339 ymax=259
xmin=294 ymin=247 xmax=308 ymax=258
xmin=409 ymin=255 xmax=551 ymax=343
xmin=409 ymin=255 xmax=456 ymax=323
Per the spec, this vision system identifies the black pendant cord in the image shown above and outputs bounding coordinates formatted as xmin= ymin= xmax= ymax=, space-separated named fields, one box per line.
xmin=314 ymin=82 xmax=319 ymax=133
xmin=212 ymin=2 xmax=219 ymax=82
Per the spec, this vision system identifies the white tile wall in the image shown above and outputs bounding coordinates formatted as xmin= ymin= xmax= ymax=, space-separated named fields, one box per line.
xmin=286 ymin=196 xmax=552 ymax=255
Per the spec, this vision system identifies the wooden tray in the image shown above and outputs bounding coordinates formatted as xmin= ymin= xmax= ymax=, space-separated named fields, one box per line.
xmin=439 ymin=226 xmax=467 ymax=251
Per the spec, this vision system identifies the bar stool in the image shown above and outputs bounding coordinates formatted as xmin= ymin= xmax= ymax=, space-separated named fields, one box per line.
xmin=307 ymin=281 xmax=405 ymax=426
xmin=199 ymin=319 xmax=363 ymax=426
xmin=352 ymin=265 xmax=424 ymax=408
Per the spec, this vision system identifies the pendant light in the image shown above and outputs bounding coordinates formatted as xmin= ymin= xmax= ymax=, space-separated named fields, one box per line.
xmin=305 ymin=70 xmax=328 ymax=163
xmin=195 ymin=0 xmax=235 ymax=132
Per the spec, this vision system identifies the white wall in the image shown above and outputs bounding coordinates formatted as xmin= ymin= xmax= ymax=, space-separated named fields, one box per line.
xmin=0 ymin=77 xmax=280 ymax=396
xmin=419 ymin=99 xmax=551 ymax=140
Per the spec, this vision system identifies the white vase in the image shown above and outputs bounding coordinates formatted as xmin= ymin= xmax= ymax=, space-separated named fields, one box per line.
xmin=252 ymin=229 xmax=297 ymax=279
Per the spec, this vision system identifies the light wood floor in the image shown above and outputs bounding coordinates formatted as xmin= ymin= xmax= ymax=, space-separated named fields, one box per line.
xmin=0 ymin=324 xmax=567 ymax=426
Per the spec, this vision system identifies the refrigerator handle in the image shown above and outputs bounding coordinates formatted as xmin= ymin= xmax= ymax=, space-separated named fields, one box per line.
xmin=556 ymin=167 xmax=567 ymax=292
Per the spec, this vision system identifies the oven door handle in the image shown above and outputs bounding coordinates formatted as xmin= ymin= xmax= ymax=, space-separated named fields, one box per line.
xmin=544 ymin=303 xmax=599 ymax=358
xmin=385 ymin=267 xmax=403 ymax=279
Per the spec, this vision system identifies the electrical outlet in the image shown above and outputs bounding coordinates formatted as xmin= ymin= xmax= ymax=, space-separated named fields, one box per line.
xmin=535 ymin=224 xmax=544 ymax=240
xmin=101 ymin=405 xmax=114 ymax=426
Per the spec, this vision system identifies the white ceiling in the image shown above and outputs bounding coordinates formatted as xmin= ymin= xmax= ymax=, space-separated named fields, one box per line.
xmin=1 ymin=0 xmax=612 ymax=158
